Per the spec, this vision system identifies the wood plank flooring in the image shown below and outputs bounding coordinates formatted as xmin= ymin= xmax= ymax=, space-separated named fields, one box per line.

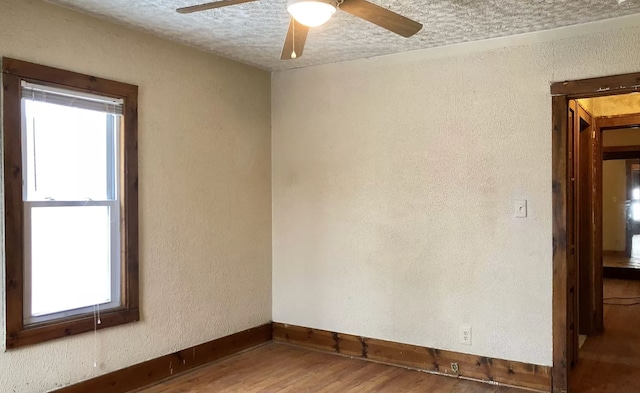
xmin=135 ymin=344 xmax=525 ymax=393
xmin=572 ymin=278 xmax=640 ymax=393
xmin=132 ymin=278 xmax=640 ymax=392
xmin=603 ymin=236 xmax=640 ymax=269
xmin=602 ymin=255 xmax=640 ymax=269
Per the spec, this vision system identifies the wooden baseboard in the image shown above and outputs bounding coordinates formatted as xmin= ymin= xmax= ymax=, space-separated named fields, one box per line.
xmin=52 ymin=322 xmax=552 ymax=392
xmin=54 ymin=323 xmax=272 ymax=393
xmin=273 ymin=323 xmax=551 ymax=392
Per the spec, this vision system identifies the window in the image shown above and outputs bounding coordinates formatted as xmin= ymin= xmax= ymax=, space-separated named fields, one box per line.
xmin=3 ymin=58 xmax=139 ymax=348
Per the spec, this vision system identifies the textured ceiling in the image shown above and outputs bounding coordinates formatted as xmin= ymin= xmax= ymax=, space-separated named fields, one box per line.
xmin=45 ymin=0 xmax=640 ymax=71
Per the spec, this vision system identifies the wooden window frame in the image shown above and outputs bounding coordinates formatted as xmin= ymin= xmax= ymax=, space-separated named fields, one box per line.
xmin=2 ymin=58 xmax=139 ymax=349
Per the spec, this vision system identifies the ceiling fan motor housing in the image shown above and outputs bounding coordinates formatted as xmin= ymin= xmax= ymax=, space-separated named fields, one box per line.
xmin=287 ymin=0 xmax=337 ymax=27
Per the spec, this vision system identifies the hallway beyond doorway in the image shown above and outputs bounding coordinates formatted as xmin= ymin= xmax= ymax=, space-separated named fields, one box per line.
xmin=572 ymin=279 xmax=640 ymax=392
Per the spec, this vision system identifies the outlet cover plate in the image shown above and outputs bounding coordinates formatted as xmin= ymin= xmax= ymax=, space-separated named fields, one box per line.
xmin=460 ymin=325 xmax=472 ymax=345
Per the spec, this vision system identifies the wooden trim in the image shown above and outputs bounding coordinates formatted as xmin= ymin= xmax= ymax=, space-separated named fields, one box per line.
xmin=597 ymin=113 xmax=640 ymax=129
xmin=122 ymin=81 xmax=139 ymax=312
xmin=550 ymin=71 xmax=640 ymax=393
xmin=3 ymin=73 xmax=24 ymax=344
xmin=53 ymin=323 xmax=272 ymax=393
xmin=603 ymin=250 xmax=627 ymax=257
xmin=593 ymin=118 xmax=604 ymax=334
xmin=551 ymin=72 xmax=640 ymax=97
xmin=603 ymin=267 xmax=640 ymax=280
xmin=273 ymin=323 xmax=552 ymax=392
xmin=603 ymin=147 xmax=640 ymax=160
xmin=2 ymin=57 xmax=140 ymax=348
xmin=8 ymin=308 xmax=139 ymax=349
xmin=602 ymin=145 xmax=640 ymax=154
xmin=627 ymin=160 xmax=634 ymax=257
xmin=566 ymin=101 xmax=578 ymax=369
xmin=576 ymin=104 xmax=596 ymax=337
xmin=600 ymin=114 xmax=640 ymax=160
xmin=2 ymin=57 xmax=137 ymax=98
xmin=551 ymin=95 xmax=569 ymax=393
xmin=603 ymin=151 xmax=640 ymax=160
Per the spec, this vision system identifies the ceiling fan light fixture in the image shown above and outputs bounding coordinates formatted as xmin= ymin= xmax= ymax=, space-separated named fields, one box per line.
xmin=287 ymin=0 xmax=336 ymax=27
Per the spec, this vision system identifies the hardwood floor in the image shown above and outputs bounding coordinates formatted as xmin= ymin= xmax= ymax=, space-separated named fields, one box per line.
xmin=603 ymin=236 xmax=640 ymax=269
xmin=135 ymin=344 xmax=525 ymax=393
xmin=127 ymin=280 xmax=640 ymax=393
xmin=603 ymin=254 xmax=640 ymax=269
xmin=572 ymin=278 xmax=640 ymax=393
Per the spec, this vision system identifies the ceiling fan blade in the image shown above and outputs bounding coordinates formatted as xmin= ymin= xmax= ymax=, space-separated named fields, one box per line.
xmin=177 ymin=0 xmax=259 ymax=14
xmin=339 ymin=0 xmax=422 ymax=38
xmin=281 ymin=18 xmax=309 ymax=60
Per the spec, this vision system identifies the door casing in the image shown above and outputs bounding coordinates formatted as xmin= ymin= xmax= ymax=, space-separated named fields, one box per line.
xmin=551 ymin=72 xmax=640 ymax=393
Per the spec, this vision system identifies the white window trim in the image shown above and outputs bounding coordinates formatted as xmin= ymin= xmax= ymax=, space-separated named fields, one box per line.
xmin=20 ymin=93 xmax=123 ymax=326
xmin=22 ymin=200 xmax=122 ymax=325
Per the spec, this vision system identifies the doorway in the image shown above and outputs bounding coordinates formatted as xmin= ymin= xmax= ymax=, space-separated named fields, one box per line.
xmin=551 ymin=76 xmax=640 ymax=393
xmin=601 ymin=158 xmax=640 ymax=268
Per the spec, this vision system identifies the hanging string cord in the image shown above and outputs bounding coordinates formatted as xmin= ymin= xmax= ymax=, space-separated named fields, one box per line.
xmin=93 ymin=305 xmax=98 ymax=368
xmin=291 ymin=17 xmax=297 ymax=59
xmin=93 ymin=302 xmax=102 ymax=368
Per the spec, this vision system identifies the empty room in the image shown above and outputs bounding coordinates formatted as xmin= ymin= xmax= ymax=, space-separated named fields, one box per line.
xmin=2 ymin=0 xmax=640 ymax=392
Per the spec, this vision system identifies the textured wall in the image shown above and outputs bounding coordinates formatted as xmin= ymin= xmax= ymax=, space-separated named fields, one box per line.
xmin=272 ymin=15 xmax=640 ymax=367
xmin=603 ymin=160 xmax=627 ymax=252
xmin=0 ymin=0 xmax=271 ymax=392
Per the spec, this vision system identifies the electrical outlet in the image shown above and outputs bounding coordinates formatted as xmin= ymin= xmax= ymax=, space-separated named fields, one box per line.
xmin=451 ymin=362 xmax=459 ymax=374
xmin=460 ymin=325 xmax=472 ymax=345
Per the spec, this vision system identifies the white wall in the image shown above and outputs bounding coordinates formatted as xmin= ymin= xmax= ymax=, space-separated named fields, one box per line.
xmin=0 ymin=0 xmax=272 ymax=392
xmin=272 ymin=15 xmax=640 ymax=367
xmin=603 ymin=160 xmax=627 ymax=252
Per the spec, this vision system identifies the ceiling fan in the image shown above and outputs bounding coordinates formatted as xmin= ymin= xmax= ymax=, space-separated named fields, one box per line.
xmin=177 ymin=0 xmax=423 ymax=60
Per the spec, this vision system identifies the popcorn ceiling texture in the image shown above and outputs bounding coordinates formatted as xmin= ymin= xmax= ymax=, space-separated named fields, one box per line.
xmin=271 ymin=15 xmax=640 ymax=367
xmin=0 ymin=0 xmax=271 ymax=392
xmin=45 ymin=0 xmax=640 ymax=71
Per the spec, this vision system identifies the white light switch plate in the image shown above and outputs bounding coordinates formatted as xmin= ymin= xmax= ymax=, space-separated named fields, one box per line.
xmin=515 ymin=200 xmax=527 ymax=218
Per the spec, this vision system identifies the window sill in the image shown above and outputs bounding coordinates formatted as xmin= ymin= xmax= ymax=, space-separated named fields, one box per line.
xmin=6 ymin=308 xmax=139 ymax=349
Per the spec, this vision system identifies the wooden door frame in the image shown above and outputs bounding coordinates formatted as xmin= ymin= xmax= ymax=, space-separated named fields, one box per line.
xmin=551 ymin=72 xmax=640 ymax=393
xmin=574 ymin=103 xmax=596 ymax=337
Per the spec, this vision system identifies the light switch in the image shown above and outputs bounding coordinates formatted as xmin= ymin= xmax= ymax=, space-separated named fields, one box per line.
xmin=515 ymin=200 xmax=527 ymax=218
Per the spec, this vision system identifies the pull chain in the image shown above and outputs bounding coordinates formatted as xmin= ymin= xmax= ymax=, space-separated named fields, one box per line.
xmin=93 ymin=305 xmax=98 ymax=368
xmin=93 ymin=304 xmax=102 ymax=369
xmin=291 ymin=18 xmax=297 ymax=59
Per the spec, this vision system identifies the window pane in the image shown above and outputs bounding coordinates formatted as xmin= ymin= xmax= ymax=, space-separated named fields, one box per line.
xmin=30 ymin=206 xmax=113 ymax=317
xmin=23 ymin=100 xmax=116 ymax=201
